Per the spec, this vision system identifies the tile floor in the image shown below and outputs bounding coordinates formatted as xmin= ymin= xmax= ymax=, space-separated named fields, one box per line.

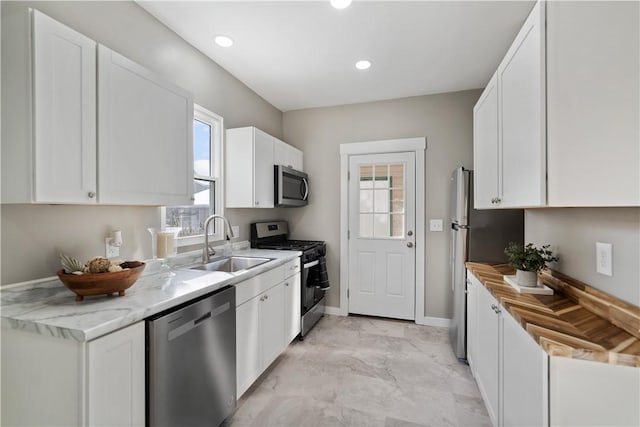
xmin=224 ymin=314 xmax=491 ymax=427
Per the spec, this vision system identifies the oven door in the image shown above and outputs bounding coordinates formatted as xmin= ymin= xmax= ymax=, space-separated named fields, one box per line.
xmin=275 ymin=165 xmax=308 ymax=207
xmin=301 ymin=259 xmax=324 ymax=314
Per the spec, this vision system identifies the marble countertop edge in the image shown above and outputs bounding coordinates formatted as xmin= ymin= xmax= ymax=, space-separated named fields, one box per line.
xmin=1 ymin=248 xmax=301 ymax=342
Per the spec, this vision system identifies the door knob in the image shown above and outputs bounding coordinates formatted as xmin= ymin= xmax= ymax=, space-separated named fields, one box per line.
xmin=407 ymin=242 xmax=414 ymax=248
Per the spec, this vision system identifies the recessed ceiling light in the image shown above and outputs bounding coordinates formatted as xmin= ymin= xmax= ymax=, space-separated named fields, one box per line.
xmin=330 ymin=0 xmax=352 ymax=10
xmin=214 ymin=35 xmax=234 ymax=48
xmin=355 ymin=60 xmax=372 ymax=70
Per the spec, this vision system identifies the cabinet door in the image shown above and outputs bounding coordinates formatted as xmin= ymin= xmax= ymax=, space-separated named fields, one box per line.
xmin=259 ymin=282 xmax=285 ymax=368
xmin=476 ymin=283 xmax=500 ymax=426
xmin=473 ymin=73 xmax=499 ymax=209
xmin=466 ymin=273 xmax=479 ymax=377
xmin=253 ymin=128 xmax=275 ymax=207
xmin=502 ymin=309 xmax=548 ymax=427
xmin=284 ymin=274 xmax=301 ymax=343
xmin=274 ymin=138 xmax=303 ymax=171
xmin=498 ymin=1 xmax=546 ymax=208
xmin=98 ymin=45 xmax=193 ymax=205
xmin=546 ymin=1 xmax=640 ymax=207
xmin=86 ymin=322 xmax=145 ymax=427
xmin=236 ymin=296 xmax=261 ymax=398
xmin=32 ymin=10 xmax=97 ymax=204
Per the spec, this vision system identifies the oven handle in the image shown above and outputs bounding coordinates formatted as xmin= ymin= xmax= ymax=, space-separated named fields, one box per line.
xmin=303 ymin=259 xmax=319 ymax=269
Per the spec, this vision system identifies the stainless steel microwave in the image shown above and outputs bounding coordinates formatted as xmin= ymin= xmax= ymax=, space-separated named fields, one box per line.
xmin=275 ymin=165 xmax=308 ymax=207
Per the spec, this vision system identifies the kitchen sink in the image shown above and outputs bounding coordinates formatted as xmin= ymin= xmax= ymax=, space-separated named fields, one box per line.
xmin=190 ymin=256 xmax=273 ymax=273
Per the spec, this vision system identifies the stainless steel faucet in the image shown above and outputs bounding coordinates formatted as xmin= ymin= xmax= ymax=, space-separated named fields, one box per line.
xmin=203 ymin=215 xmax=236 ymax=263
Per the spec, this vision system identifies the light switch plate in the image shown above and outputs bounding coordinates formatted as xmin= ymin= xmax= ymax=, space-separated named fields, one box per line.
xmin=429 ymin=219 xmax=444 ymax=232
xmin=231 ymin=225 xmax=240 ymax=238
xmin=596 ymin=242 xmax=613 ymax=277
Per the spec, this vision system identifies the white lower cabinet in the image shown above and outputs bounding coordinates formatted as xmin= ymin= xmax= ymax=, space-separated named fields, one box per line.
xmin=236 ymin=282 xmax=286 ymax=397
xmin=1 ymin=322 xmax=145 ymax=426
xmin=468 ymin=270 xmax=639 ymax=426
xmin=474 ymin=278 xmax=501 ymax=425
xmin=235 ymin=258 xmax=301 ymax=398
xmin=283 ymin=259 xmax=302 ymax=343
xmin=501 ymin=307 xmax=548 ymax=427
xmin=87 ymin=322 xmax=145 ymax=426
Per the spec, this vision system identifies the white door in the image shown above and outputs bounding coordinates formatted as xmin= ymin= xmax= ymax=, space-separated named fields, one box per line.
xmin=348 ymin=152 xmax=416 ymax=320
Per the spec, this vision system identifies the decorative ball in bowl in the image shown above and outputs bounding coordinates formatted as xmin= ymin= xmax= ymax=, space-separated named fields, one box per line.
xmin=57 ymin=261 xmax=145 ymax=302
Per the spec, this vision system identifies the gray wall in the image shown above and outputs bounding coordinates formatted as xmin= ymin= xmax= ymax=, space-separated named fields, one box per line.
xmin=283 ymin=90 xmax=482 ymax=319
xmin=526 ymin=208 xmax=640 ymax=306
xmin=1 ymin=1 xmax=285 ymax=284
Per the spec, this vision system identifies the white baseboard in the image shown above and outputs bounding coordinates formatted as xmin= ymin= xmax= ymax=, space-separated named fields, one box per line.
xmin=324 ymin=306 xmax=343 ymax=316
xmin=415 ymin=316 xmax=451 ymax=328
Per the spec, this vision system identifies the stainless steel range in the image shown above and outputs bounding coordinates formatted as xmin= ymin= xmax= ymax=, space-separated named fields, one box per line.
xmin=250 ymin=221 xmax=328 ymax=338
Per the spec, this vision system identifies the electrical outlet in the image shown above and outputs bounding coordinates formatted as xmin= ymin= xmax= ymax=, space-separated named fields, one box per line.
xmin=105 ymin=238 xmax=120 ymax=258
xmin=429 ymin=219 xmax=444 ymax=232
xmin=596 ymin=242 xmax=613 ymax=277
xmin=231 ymin=225 xmax=240 ymax=238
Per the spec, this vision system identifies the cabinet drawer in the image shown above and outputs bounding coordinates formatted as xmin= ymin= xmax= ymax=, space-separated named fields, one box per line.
xmin=235 ymin=265 xmax=284 ymax=306
xmin=283 ymin=258 xmax=300 ymax=279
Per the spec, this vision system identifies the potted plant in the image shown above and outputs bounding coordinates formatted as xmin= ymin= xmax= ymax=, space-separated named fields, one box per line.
xmin=504 ymin=242 xmax=559 ymax=287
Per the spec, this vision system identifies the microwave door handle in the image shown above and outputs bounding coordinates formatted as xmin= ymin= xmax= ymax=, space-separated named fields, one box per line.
xmin=302 ymin=178 xmax=309 ymax=201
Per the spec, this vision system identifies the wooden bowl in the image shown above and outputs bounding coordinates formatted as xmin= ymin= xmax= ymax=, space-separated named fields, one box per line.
xmin=57 ymin=261 xmax=146 ymax=302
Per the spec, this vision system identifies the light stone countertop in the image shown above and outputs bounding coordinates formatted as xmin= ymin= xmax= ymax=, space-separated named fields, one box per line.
xmin=0 ymin=248 xmax=300 ymax=342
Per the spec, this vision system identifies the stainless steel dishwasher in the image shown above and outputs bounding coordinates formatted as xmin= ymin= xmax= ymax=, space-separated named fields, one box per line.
xmin=147 ymin=285 xmax=236 ymax=427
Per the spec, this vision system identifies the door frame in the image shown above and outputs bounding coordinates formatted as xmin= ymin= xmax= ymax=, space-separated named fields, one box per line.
xmin=339 ymin=137 xmax=426 ymax=324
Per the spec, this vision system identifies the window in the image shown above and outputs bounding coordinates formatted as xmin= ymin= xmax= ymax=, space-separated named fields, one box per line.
xmin=358 ymin=163 xmax=405 ymax=238
xmin=163 ymin=105 xmax=224 ymax=246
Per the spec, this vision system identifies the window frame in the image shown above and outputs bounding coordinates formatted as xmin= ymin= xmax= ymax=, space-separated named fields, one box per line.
xmin=161 ymin=104 xmax=224 ymax=247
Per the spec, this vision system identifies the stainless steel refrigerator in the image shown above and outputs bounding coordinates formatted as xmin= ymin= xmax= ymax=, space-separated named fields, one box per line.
xmin=449 ymin=167 xmax=524 ymax=360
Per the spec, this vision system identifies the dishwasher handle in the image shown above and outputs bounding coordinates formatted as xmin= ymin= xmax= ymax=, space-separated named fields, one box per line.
xmin=167 ymin=302 xmax=230 ymax=341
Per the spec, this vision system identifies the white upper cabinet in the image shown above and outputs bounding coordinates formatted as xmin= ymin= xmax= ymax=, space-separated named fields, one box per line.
xmin=498 ymin=0 xmax=546 ymax=208
xmin=2 ymin=9 xmax=98 ymax=204
xmin=1 ymin=9 xmax=193 ymax=206
xmin=226 ymin=127 xmax=303 ymax=208
xmin=32 ymin=10 xmax=98 ymax=204
xmin=474 ymin=0 xmax=639 ymax=208
xmin=273 ymin=137 xmax=303 ymax=171
xmin=97 ymin=45 xmax=193 ymax=205
xmin=474 ymin=1 xmax=545 ymax=209
xmin=226 ymin=127 xmax=275 ymax=208
xmin=473 ymin=73 xmax=500 ymax=209
xmin=546 ymin=1 xmax=639 ymax=206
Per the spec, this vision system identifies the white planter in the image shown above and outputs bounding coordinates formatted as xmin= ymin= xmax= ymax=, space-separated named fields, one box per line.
xmin=516 ymin=269 xmax=538 ymax=287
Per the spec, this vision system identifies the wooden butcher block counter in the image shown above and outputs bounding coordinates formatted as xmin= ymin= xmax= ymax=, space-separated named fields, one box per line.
xmin=466 ymin=262 xmax=640 ymax=367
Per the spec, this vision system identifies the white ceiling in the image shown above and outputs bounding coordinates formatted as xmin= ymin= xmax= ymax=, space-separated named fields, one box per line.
xmin=138 ymin=1 xmax=535 ymax=112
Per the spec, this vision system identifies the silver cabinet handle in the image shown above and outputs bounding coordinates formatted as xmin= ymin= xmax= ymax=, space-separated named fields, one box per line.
xmin=88 ymin=192 xmax=96 ymax=198
xmin=407 ymin=230 xmax=413 ymax=236
xmin=407 ymin=242 xmax=414 ymax=248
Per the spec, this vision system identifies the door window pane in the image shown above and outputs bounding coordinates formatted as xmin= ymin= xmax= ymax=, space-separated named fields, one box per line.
xmin=360 ymin=189 xmax=373 ymax=212
xmin=358 ymin=162 xmax=405 ymax=238
xmin=360 ymin=214 xmax=373 ymax=238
